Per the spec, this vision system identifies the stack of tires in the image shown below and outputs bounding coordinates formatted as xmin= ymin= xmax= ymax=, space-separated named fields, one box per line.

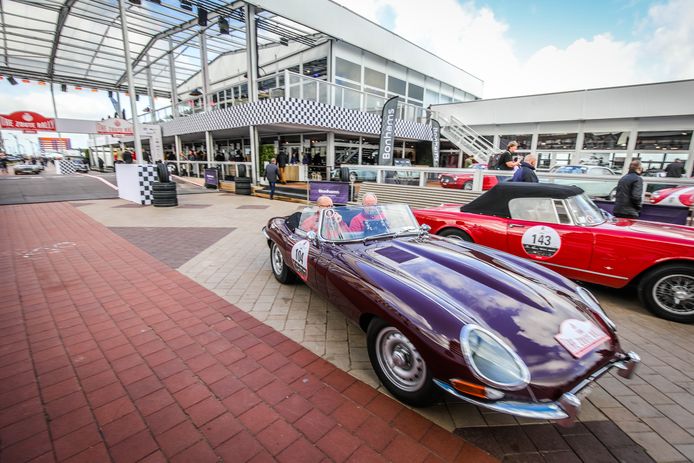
xmin=153 ymin=163 xmax=178 ymax=207
xmin=235 ymin=164 xmax=251 ymax=195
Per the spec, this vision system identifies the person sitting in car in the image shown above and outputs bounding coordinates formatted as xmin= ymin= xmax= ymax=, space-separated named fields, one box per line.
xmin=300 ymin=196 xmax=349 ymax=239
xmin=349 ymin=193 xmax=385 ymax=232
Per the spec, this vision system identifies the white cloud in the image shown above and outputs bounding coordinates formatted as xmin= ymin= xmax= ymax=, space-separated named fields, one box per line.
xmin=336 ymin=0 xmax=694 ymax=98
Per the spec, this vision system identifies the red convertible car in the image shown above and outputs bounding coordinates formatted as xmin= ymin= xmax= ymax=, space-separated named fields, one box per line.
xmin=263 ymin=203 xmax=638 ymax=423
xmin=414 ymin=183 xmax=694 ymax=323
xmin=649 ymin=185 xmax=694 ymax=208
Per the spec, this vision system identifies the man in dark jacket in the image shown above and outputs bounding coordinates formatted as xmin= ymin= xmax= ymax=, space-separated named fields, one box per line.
xmin=510 ymin=154 xmax=539 ymax=182
xmin=613 ymin=160 xmax=644 ymax=219
xmin=497 ymin=141 xmax=521 ymax=171
xmin=277 ymin=150 xmax=288 ymax=184
xmin=264 ymin=158 xmax=280 ymax=200
xmin=665 ymin=159 xmax=685 ymax=178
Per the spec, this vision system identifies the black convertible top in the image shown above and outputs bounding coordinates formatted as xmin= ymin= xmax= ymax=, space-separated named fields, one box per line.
xmin=461 ymin=182 xmax=584 ymax=218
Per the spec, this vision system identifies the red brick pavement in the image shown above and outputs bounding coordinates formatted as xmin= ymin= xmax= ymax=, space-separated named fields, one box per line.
xmin=0 ymin=203 xmax=497 ymax=463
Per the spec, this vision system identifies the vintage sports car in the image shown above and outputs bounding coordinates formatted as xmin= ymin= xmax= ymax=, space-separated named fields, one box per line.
xmin=650 ymin=185 xmax=694 ymax=208
xmin=414 ymin=183 xmax=694 ymax=323
xmin=440 ymin=171 xmax=499 ymax=190
xmin=547 ymin=165 xmax=618 ymax=200
xmin=13 ymin=163 xmax=42 ymax=175
xmin=263 ymin=203 xmax=639 ymax=423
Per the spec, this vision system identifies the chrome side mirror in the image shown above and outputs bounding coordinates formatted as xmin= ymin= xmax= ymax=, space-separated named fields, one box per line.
xmin=307 ymin=230 xmax=318 ymax=243
xmin=419 ymin=224 xmax=431 ymax=234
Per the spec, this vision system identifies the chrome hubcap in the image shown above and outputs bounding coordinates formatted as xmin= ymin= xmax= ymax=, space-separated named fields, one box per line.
xmin=271 ymin=244 xmax=284 ymax=276
xmin=653 ymin=274 xmax=694 ymax=315
xmin=375 ymin=327 xmax=426 ymax=392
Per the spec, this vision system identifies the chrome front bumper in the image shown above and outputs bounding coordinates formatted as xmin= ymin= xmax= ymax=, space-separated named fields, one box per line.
xmin=435 ymin=351 xmax=640 ymax=426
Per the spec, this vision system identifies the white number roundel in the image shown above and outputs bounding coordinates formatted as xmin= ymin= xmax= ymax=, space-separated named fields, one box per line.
xmin=521 ymin=226 xmax=561 ymax=258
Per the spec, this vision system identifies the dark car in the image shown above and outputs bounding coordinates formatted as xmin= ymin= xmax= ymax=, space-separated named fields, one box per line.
xmin=263 ymin=203 xmax=638 ymax=424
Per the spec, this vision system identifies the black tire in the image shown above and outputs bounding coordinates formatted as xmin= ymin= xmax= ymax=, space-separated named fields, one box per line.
xmin=235 ymin=177 xmax=252 ymax=185
xmin=366 ymin=318 xmax=435 ymax=406
xmin=638 ymin=264 xmax=694 ymax=323
xmin=153 ymin=182 xmax=176 ymax=192
xmin=339 ymin=167 xmax=351 ymax=182
xmin=154 ymin=200 xmax=178 ymax=207
xmin=156 ymin=163 xmax=170 ymax=183
xmin=166 ymin=163 xmax=178 ymax=175
xmin=237 ymin=164 xmax=247 ymax=178
xmin=270 ymin=242 xmax=297 ymax=284
xmin=462 ymin=181 xmax=473 ymax=191
xmin=438 ymin=228 xmax=473 ymax=242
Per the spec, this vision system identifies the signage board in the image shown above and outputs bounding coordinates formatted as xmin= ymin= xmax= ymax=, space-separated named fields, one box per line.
xmin=308 ymin=181 xmax=350 ymax=204
xmin=431 ymin=119 xmax=441 ymax=167
xmin=0 ymin=111 xmax=56 ymax=133
xmin=204 ymin=168 xmax=219 ymax=187
xmin=39 ymin=137 xmax=71 ymax=151
xmin=378 ymin=97 xmax=399 ymax=166
xmin=96 ymin=118 xmax=133 ymax=135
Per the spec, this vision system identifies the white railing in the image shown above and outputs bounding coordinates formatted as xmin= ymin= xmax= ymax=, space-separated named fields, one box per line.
xmin=171 ymin=160 xmax=252 ymax=179
xmin=436 ymin=113 xmax=499 ymax=164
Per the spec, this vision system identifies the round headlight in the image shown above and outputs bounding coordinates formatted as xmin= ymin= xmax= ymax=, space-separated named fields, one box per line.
xmin=460 ymin=325 xmax=530 ymax=391
xmin=576 ymin=286 xmax=616 ymax=331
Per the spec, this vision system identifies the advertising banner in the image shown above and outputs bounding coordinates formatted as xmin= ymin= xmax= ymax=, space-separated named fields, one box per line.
xmin=204 ymin=168 xmax=219 ymax=187
xmin=96 ymin=118 xmax=133 ymax=136
xmin=431 ymin=119 xmax=441 ymax=167
xmin=0 ymin=111 xmax=56 ymax=133
xmin=309 ymin=181 xmax=350 ymax=204
xmin=39 ymin=137 xmax=71 ymax=151
xmin=378 ymin=96 xmax=399 ymax=166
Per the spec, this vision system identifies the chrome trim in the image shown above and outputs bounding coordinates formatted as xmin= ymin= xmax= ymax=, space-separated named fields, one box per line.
xmin=540 ymin=261 xmax=629 ymax=281
xmin=262 ymin=226 xmax=270 ymax=241
xmin=435 ymin=352 xmax=640 ymax=425
xmin=460 ymin=325 xmax=531 ymax=391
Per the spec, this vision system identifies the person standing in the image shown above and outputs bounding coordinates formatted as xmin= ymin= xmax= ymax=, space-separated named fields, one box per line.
xmin=510 ymin=154 xmax=539 ymax=182
xmin=98 ymin=157 xmax=104 ymax=172
xmin=277 ymin=150 xmax=288 ymax=184
xmin=614 ymin=160 xmax=644 ymax=219
xmin=497 ymin=141 xmax=521 ymax=170
xmin=0 ymin=153 xmax=8 ymax=175
xmin=264 ymin=158 xmax=280 ymax=200
xmin=664 ymin=158 xmax=685 ymax=178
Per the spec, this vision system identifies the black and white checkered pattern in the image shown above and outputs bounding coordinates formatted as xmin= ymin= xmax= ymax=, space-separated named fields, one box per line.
xmin=138 ymin=165 xmax=158 ymax=205
xmin=57 ymin=160 xmax=76 ymax=175
xmin=162 ymin=98 xmax=433 ymax=141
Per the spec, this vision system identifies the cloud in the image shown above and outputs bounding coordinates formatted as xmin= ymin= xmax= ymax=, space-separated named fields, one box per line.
xmin=336 ymin=0 xmax=694 ymax=98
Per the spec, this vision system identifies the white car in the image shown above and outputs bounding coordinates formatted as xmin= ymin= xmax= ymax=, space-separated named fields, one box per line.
xmin=547 ymin=165 xmax=618 ymax=199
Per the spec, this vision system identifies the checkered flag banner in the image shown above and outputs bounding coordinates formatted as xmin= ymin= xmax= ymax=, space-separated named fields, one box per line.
xmin=162 ymin=98 xmax=433 ymax=141
xmin=138 ymin=165 xmax=158 ymax=205
xmin=56 ymin=160 xmax=76 ymax=175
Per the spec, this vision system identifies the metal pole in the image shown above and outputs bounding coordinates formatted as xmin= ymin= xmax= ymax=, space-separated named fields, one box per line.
xmin=118 ymin=0 xmax=143 ymax=163
xmin=245 ymin=3 xmax=258 ymax=103
xmin=168 ymin=37 xmax=179 ymax=118
xmin=145 ymin=53 xmax=156 ymax=123
xmin=199 ymin=31 xmax=210 ymax=111
xmin=50 ymin=82 xmax=63 ymax=137
xmin=249 ymin=125 xmax=258 ymax=184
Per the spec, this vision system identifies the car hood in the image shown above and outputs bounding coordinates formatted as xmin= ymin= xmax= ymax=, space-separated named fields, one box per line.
xmin=599 ymin=218 xmax=694 ymax=242
xmin=341 ymin=235 xmax=618 ymax=392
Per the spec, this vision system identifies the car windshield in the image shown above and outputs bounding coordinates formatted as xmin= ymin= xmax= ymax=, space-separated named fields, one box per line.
xmin=565 ymin=194 xmax=606 ymax=226
xmin=318 ymin=204 xmax=420 ymax=242
xmin=554 ymin=166 xmax=588 ymax=174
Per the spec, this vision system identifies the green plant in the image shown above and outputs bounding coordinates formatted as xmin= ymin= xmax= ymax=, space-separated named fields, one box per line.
xmin=259 ymin=144 xmax=275 ymax=175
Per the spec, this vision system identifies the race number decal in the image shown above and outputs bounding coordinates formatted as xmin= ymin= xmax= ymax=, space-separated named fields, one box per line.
xmin=555 ymin=319 xmax=610 ymax=358
xmin=291 ymin=240 xmax=310 ymax=281
xmin=521 ymin=226 xmax=561 ymax=257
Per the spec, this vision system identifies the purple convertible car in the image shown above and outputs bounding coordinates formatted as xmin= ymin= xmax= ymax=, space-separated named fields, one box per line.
xmin=263 ymin=204 xmax=639 ymax=425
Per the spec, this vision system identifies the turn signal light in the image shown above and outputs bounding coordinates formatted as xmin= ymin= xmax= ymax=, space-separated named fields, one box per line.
xmin=450 ymin=379 xmax=504 ymax=400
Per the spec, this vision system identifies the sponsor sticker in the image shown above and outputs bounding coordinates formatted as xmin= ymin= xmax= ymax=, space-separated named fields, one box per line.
xmin=291 ymin=240 xmax=310 ymax=281
xmin=521 ymin=225 xmax=561 ymax=258
xmin=555 ymin=319 xmax=610 ymax=358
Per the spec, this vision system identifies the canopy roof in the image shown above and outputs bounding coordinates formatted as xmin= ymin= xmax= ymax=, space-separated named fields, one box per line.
xmin=0 ymin=0 xmax=321 ymax=97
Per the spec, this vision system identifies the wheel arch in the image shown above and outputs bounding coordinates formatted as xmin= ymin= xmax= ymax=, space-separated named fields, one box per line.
xmin=631 ymin=258 xmax=694 ymax=286
xmin=436 ymin=226 xmax=475 ymax=241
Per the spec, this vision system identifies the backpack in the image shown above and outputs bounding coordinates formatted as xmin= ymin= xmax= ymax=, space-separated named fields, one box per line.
xmin=487 ymin=152 xmax=503 ymax=170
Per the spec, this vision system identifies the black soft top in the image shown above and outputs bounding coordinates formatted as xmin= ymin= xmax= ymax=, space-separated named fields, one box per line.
xmin=461 ymin=183 xmax=584 ymax=218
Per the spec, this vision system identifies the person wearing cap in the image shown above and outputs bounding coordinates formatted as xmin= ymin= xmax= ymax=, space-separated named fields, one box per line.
xmin=497 ymin=141 xmax=521 ymax=170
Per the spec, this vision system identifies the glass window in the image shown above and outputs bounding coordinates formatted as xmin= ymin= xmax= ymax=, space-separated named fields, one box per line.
xmin=303 ymin=58 xmax=327 ymax=79
xmin=509 ymin=198 xmax=560 ymax=223
xmin=583 ymin=132 xmax=629 ymax=150
xmin=424 ymin=90 xmax=439 ymax=106
xmin=335 ymin=78 xmax=360 ymax=90
xmin=388 ymin=76 xmax=406 ymax=96
xmin=335 ymin=57 xmax=361 ymax=82
xmin=407 ymin=83 xmax=424 ymax=101
xmin=287 ymin=65 xmax=300 ymax=74
xmin=364 ymin=67 xmax=385 ymax=89
xmin=554 ymin=200 xmax=572 ymax=224
xmin=499 ymin=135 xmax=532 ymax=150
xmin=537 ymin=133 xmax=577 ymax=150
xmin=635 ymin=131 xmax=692 ymax=150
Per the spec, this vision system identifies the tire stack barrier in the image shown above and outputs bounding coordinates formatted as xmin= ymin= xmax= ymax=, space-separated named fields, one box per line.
xmin=235 ymin=164 xmax=251 ymax=195
xmin=153 ymin=163 xmax=178 ymax=207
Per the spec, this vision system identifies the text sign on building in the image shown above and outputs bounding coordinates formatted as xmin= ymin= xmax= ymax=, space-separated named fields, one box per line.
xmin=308 ymin=181 xmax=350 ymax=204
xmin=0 ymin=111 xmax=56 ymax=133
xmin=431 ymin=119 xmax=441 ymax=168
xmin=96 ymin=118 xmax=133 ymax=136
xmin=378 ymin=97 xmax=399 ymax=166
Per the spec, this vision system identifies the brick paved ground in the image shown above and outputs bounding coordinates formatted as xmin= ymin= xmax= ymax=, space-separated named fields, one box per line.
xmin=0 ymin=202 xmax=496 ymax=462
xmin=72 ymin=192 xmax=694 ymax=462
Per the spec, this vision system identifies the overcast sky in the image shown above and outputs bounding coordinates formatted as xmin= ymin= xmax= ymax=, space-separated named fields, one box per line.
xmin=1 ymin=0 xmax=693 ymax=150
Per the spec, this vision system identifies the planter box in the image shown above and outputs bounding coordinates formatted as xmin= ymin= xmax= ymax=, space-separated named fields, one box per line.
xmin=219 ymin=181 xmax=235 ymax=192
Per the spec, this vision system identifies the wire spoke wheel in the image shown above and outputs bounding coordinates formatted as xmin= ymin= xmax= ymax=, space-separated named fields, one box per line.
xmin=375 ymin=327 xmax=426 ymax=392
xmin=652 ymin=274 xmax=694 ymax=315
xmin=271 ymin=243 xmax=284 ymax=276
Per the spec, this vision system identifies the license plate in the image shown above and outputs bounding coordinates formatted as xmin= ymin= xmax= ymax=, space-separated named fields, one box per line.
xmin=555 ymin=319 xmax=610 ymax=358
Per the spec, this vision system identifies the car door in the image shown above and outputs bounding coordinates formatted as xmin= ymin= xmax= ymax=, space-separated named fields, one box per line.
xmin=284 ymin=211 xmax=329 ymax=293
xmin=505 ymin=198 xmax=594 ymax=279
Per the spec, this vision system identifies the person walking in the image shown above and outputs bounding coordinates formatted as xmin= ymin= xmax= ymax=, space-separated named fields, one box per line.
xmin=510 ymin=154 xmax=539 ymax=182
xmin=614 ymin=160 xmax=644 ymax=219
xmin=0 ymin=153 xmax=8 ymax=175
xmin=98 ymin=157 xmax=104 ymax=172
xmin=277 ymin=150 xmax=288 ymax=184
xmin=664 ymin=158 xmax=685 ymax=178
xmin=264 ymin=158 xmax=280 ymax=200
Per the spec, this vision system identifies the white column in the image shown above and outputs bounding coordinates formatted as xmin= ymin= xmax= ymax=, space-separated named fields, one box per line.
xmin=249 ymin=126 xmax=259 ymax=184
xmin=118 ymin=0 xmax=143 ymax=163
xmin=199 ymin=31 xmax=210 ymax=111
xmin=168 ymin=38 xmax=179 ymax=118
xmin=623 ymin=127 xmax=639 ymax=174
xmin=205 ymin=131 xmax=213 ymax=162
xmin=685 ymin=131 xmax=694 ymax=177
xmin=245 ymin=3 xmax=258 ymax=103
xmin=327 ymin=132 xmax=335 ymax=168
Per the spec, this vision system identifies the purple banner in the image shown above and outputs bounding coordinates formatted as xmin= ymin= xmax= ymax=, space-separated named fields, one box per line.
xmin=204 ymin=168 xmax=219 ymax=187
xmin=309 ymin=181 xmax=350 ymax=204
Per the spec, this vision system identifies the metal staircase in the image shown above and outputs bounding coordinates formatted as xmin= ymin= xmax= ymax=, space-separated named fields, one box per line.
xmin=436 ymin=114 xmax=500 ymax=165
